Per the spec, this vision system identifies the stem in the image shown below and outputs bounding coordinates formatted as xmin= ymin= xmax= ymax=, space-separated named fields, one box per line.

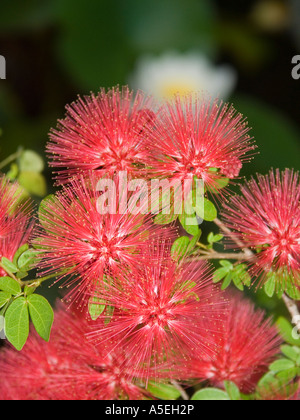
xmin=282 ymin=294 xmax=300 ymax=332
xmin=214 ymin=217 xmax=254 ymax=259
xmin=22 ymin=273 xmax=60 ymax=286
xmin=193 ymin=252 xmax=247 ymax=261
xmin=0 ymin=263 xmax=23 ymax=286
xmin=196 ymin=242 xmax=211 ymax=251
xmin=171 ymin=380 xmax=189 ymax=401
xmin=0 ymin=264 xmax=61 ymax=289
xmin=0 ymin=149 xmax=23 ymax=170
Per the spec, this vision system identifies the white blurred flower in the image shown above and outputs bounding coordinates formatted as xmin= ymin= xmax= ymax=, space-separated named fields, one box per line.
xmin=128 ymin=51 xmax=237 ymax=101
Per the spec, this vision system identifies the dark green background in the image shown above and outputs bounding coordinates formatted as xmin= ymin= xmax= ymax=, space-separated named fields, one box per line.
xmin=0 ymin=0 xmax=299 ymax=174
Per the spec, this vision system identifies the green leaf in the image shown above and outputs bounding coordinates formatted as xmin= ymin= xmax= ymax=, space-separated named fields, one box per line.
xmin=13 ymin=244 xmax=29 ymax=267
xmin=219 ymin=260 xmax=233 ymax=270
xmin=0 ymin=291 xmax=11 ymax=308
xmin=17 ymin=249 xmax=37 ymax=271
xmin=276 ymin=368 xmax=299 ymax=382
xmin=221 ymin=272 xmax=232 ymax=290
xmin=232 ymin=273 xmax=244 ymax=291
xmin=215 ymin=177 xmax=230 ymax=190
xmin=147 ymin=382 xmax=181 ymax=400
xmin=191 ymin=388 xmax=230 ymax=401
xmin=171 ymin=236 xmax=190 ymax=260
xmin=224 ymin=381 xmax=241 ymax=401
xmin=6 ymin=163 xmax=19 ymax=180
xmin=16 ymin=271 xmax=29 ymax=280
xmin=4 ymin=297 xmax=29 ymax=351
xmin=212 ymin=234 xmax=224 ymax=243
xmin=27 ymin=294 xmax=54 ymax=342
xmin=18 ymin=172 xmax=47 ymax=197
xmin=269 ymin=359 xmax=295 ymax=373
xmin=280 ymin=345 xmax=300 ymax=362
xmin=230 ymin=264 xmax=251 ymax=291
xmin=213 ymin=267 xmax=229 ymax=284
xmin=0 ymin=276 xmax=21 ymax=296
xmin=88 ymin=295 xmax=106 ymax=321
xmin=1 ymin=257 xmax=19 ymax=274
xmin=24 ymin=285 xmax=37 ymax=297
xmin=285 ymin=283 xmax=300 ymax=301
xmin=264 ymin=274 xmax=276 ymax=298
xmin=276 ymin=317 xmax=300 ymax=347
xmin=257 ymin=372 xmax=278 ymax=388
xmin=196 ymin=198 xmax=217 ymax=222
xmin=19 ymin=150 xmax=44 ymax=173
xmin=178 ymin=212 xmax=200 ymax=236
xmin=104 ymin=305 xmax=114 ymax=326
xmin=154 ymin=212 xmax=177 ymax=225
xmin=38 ymin=194 xmax=57 ymax=228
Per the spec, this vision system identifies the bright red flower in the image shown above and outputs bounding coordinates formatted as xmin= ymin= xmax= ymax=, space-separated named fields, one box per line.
xmin=35 ymin=173 xmax=169 ymax=306
xmin=146 ymin=95 xmax=255 ymax=193
xmin=47 ymin=86 xmax=155 ymax=185
xmin=221 ymin=169 xmax=300 ymax=288
xmin=0 ymin=304 xmax=152 ymax=400
xmin=88 ymin=241 xmax=227 ymax=381
xmin=185 ymin=294 xmax=281 ymax=393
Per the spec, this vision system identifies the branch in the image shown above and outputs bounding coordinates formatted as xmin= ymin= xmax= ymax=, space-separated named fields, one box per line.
xmin=282 ymin=294 xmax=300 ymax=332
xmin=214 ymin=217 xmax=254 ymax=259
xmin=171 ymin=380 xmax=189 ymax=401
xmin=193 ymin=251 xmax=248 ymax=261
xmin=0 ymin=149 xmax=23 ymax=170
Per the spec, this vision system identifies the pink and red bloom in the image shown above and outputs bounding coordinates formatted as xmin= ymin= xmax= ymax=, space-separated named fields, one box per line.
xmin=0 ymin=304 xmax=152 ymax=400
xmin=88 ymin=241 xmax=227 ymax=380
xmin=35 ymin=173 xmax=169 ymax=305
xmin=221 ymin=169 xmax=300 ymax=288
xmin=0 ymin=176 xmax=33 ymax=276
xmin=146 ymin=95 xmax=255 ymax=193
xmin=47 ymin=86 xmax=155 ymax=184
xmin=185 ymin=294 xmax=281 ymax=393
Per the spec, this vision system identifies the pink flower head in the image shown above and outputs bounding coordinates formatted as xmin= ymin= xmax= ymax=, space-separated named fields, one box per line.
xmin=88 ymin=240 xmax=227 ymax=381
xmin=186 ymin=294 xmax=281 ymax=393
xmin=147 ymin=95 xmax=254 ymax=193
xmin=35 ymin=173 xmax=171 ymax=306
xmin=0 ymin=177 xmax=33 ymax=276
xmin=0 ymin=304 xmax=152 ymax=400
xmin=47 ymin=86 xmax=156 ymax=185
xmin=221 ymin=169 xmax=300 ymax=289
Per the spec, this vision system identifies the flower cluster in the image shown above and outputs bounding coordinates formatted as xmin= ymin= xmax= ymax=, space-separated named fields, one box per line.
xmin=185 ymin=293 xmax=281 ymax=393
xmin=0 ymin=304 xmax=153 ymax=400
xmin=0 ymin=85 xmax=296 ymax=401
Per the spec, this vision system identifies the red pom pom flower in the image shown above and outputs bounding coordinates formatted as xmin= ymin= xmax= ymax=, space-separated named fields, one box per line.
xmin=47 ymin=86 xmax=155 ymax=185
xmin=221 ymin=169 xmax=300 ymax=289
